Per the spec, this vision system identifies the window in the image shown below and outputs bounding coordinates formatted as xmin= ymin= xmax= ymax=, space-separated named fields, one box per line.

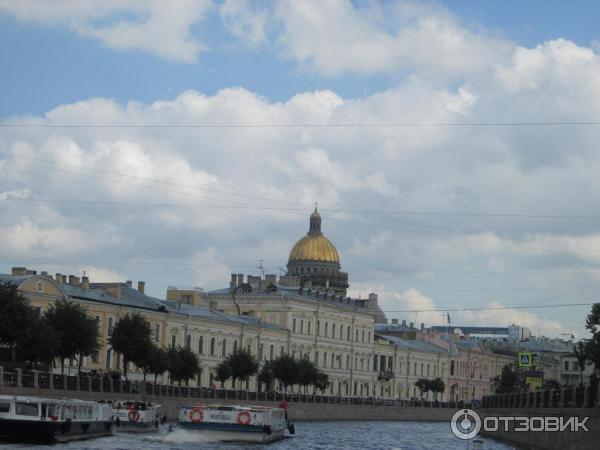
xmin=108 ymin=317 xmax=114 ymax=336
xmin=346 ymin=355 xmax=350 ymax=369
xmin=16 ymin=402 xmax=38 ymax=416
xmin=233 ymin=340 xmax=238 ymax=352
xmin=259 ymin=343 xmax=264 ymax=360
xmin=280 ymin=346 xmax=285 ymax=356
xmin=105 ymin=349 xmax=112 ymax=369
xmin=293 ymin=318 xmax=296 ymax=332
xmin=332 ymin=323 xmax=336 ymax=339
xmin=91 ymin=352 xmax=98 ymax=363
xmin=450 ymin=360 xmax=455 ymax=376
xmin=270 ymin=345 xmax=274 ymax=360
xmin=331 ymin=353 xmax=335 ymax=367
xmin=186 ymin=334 xmax=191 ymax=349
xmin=222 ymin=339 xmax=227 ymax=356
xmin=198 ymin=337 xmax=204 ymax=354
xmin=564 ymin=361 xmax=569 ymax=371
xmin=368 ymin=331 xmax=371 ymax=343
xmin=362 ymin=330 xmax=365 ymax=342
xmin=308 ymin=321 xmax=311 ymax=335
xmin=325 ymin=322 xmax=328 ymax=337
xmin=155 ymin=324 xmax=160 ymax=342
xmin=0 ymin=403 xmax=10 ymax=413
xmin=315 ymin=351 xmax=319 ymax=366
xmin=340 ymin=326 xmax=343 ymax=339
xmin=171 ymin=335 xmax=176 ymax=348
xmin=300 ymin=319 xmax=304 ymax=333
xmin=427 ymin=364 xmax=430 ymax=377
xmin=347 ymin=326 xmax=351 ymax=340
xmin=420 ymin=363 xmax=423 ymax=376
xmin=210 ymin=338 xmax=215 ymax=355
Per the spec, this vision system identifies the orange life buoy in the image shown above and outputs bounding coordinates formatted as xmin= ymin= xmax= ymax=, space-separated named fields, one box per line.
xmin=189 ymin=407 xmax=204 ymax=423
xmin=236 ymin=410 xmax=252 ymax=425
xmin=128 ymin=410 xmax=140 ymax=422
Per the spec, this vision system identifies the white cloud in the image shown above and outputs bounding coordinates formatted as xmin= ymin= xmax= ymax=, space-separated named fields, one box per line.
xmin=219 ymin=0 xmax=270 ymax=48
xmin=0 ymin=0 xmax=212 ymax=63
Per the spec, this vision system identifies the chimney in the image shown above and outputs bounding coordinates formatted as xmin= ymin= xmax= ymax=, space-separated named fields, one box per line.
xmin=55 ymin=273 xmax=63 ymax=284
xmin=402 ymin=320 xmax=406 ymax=327
xmin=230 ymin=274 xmax=237 ymax=290
xmin=81 ymin=276 xmax=90 ymax=290
xmin=409 ymin=322 xmax=414 ymax=328
xmin=126 ymin=280 xmax=132 ymax=288
xmin=41 ymin=271 xmax=48 ymax=277
xmin=138 ymin=281 xmax=145 ymax=294
xmin=391 ymin=318 xmax=399 ymax=325
xmin=68 ymin=275 xmax=80 ymax=286
xmin=236 ymin=273 xmax=244 ymax=286
xmin=62 ymin=275 xmax=67 ymax=284
xmin=421 ymin=323 xmax=425 ymax=331
xmin=11 ymin=267 xmax=27 ymax=276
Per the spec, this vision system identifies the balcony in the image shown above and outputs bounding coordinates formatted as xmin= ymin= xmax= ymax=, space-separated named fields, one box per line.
xmin=378 ymin=370 xmax=394 ymax=381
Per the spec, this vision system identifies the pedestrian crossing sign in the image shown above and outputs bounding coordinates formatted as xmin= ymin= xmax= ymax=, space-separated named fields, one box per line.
xmin=518 ymin=352 xmax=532 ymax=367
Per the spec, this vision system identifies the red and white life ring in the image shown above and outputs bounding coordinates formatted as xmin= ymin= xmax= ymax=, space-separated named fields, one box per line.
xmin=236 ymin=410 xmax=252 ymax=425
xmin=128 ymin=410 xmax=140 ymax=422
xmin=189 ymin=407 xmax=204 ymax=423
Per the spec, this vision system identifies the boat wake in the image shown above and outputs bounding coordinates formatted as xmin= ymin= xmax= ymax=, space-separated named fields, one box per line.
xmin=142 ymin=428 xmax=218 ymax=444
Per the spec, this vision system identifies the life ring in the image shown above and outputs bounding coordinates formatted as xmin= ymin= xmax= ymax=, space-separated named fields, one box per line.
xmin=128 ymin=410 xmax=140 ymax=422
xmin=50 ymin=415 xmax=58 ymax=422
xmin=189 ymin=407 xmax=204 ymax=423
xmin=236 ymin=410 xmax=252 ymax=425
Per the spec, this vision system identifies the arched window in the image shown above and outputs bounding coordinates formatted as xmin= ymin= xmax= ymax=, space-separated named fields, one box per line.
xmin=198 ymin=336 xmax=204 ymax=354
xmin=233 ymin=340 xmax=238 ymax=352
xmin=222 ymin=339 xmax=227 ymax=356
xmin=325 ymin=322 xmax=328 ymax=337
xmin=308 ymin=321 xmax=311 ymax=335
xmin=317 ymin=320 xmax=320 ymax=336
xmin=315 ymin=351 xmax=319 ymax=366
xmin=186 ymin=334 xmax=192 ymax=349
xmin=300 ymin=319 xmax=304 ymax=333
xmin=323 ymin=352 xmax=327 ymax=368
xmin=332 ymin=323 xmax=336 ymax=338
xmin=420 ymin=363 xmax=423 ymax=376
xmin=339 ymin=326 xmax=343 ymax=339
xmin=270 ymin=344 xmax=274 ymax=360
xmin=346 ymin=355 xmax=350 ymax=369
xmin=331 ymin=353 xmax=335 ymax=367
xmin=347 ymin=326 xmax=351 ymax=340
xmin=210 ymin=337 xmax=215 ymax=355
xmin=362 ymin=330 xmax=365 ymax=342
xmin=355 ymin=329 xmax=359 ymax=341
xmin=293 ymin=318 xmax=296 ymax=332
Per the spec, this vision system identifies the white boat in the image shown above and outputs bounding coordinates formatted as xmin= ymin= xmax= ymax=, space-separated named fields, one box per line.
xmin=0 ymin=395 xmax=113 ymax=442
xmin=112 ymin=400 xmax=162 ymax=432
xmin=178 ymin=404 xmax=291 ymax=443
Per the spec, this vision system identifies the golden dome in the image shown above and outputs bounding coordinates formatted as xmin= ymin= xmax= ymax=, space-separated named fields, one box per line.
xmin=288 ymin=234 xmax=340 ymax=263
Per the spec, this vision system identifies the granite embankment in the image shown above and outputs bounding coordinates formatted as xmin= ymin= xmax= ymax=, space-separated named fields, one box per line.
xmin=0 ymin=385 xmax=454 ymax=422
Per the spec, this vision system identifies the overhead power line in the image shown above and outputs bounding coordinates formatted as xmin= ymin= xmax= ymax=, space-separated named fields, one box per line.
xmin=3 ymin=121 xmax=600 ymax=128
xmin=381 ymin=302 xmax=595 ymax=313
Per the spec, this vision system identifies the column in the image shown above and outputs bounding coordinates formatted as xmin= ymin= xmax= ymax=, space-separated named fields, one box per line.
xmin=0 ymin=366 xmax=4 ymax=387
xmin=62 ymin=374 xmax=67 ymax=390
xmin=15 ymin=368 xmax=23 ymax=387
xmin=33 ymin=371 xmax=39 ymax=389
xmin=48 ymin=372 xmax=53 ymax=389
xmin=75 ymin=375 xmax=81 ymax=391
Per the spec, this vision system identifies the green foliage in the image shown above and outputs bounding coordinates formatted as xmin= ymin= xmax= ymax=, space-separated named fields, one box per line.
xmin=415 ymin=378 xmax=430 ymax=398
xmin=223 ymin=348 xmax=259 ymax=387
xmin=492 ymin=364 xmax=524 ymax=394
xmin=429 ymin=378 xmax=445 ymax=399
xmin=314 ymin=370 xmax=330 ymax=393
xmin=258 ymin=361 xmax=275 ymax=391
xmin=271 ymin=354 xmax=300 ymax=393
xmin=543 ymin=378 xmax=561 ymax=390
xmin=140 ymin=345 xmax=169 ymax=383
xmin=297 ymin=358 xmax=319 ymax=393
xmin=108 ymin=313 xmax=153 ymax=380
xmin=167 ymin=346 xmax=200 ymax=386
xmin=574 ymin=340 xmax=589 ymax=385
xmin=215 ymin=360 xmax=231 ymax=387
xmin=16 ymin=315 xmax=59 ymax=367
xmin=0 ymin=282 xmax=36 ymax=352
xmin=44 ymin=300 xmax=100 ymax=373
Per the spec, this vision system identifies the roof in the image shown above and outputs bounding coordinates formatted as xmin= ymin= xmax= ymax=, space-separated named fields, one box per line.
xmin=0 ymin=273 xmax=35 ymax=287
xmin=377 ymin=334 xmax=447 ymax=354
xmin=66 ymin=283 xmax=165 ymax=312
xmin=430 ymin=326 xmax=509 ymax=335
xmin=289 ymin=234 xmax=340 ymax=263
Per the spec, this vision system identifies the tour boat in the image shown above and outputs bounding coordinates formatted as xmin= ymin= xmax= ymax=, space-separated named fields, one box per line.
xmin=0 ymin=395 xmax=113 ymax=442
xmin=112 ymin=400 xmax=162 ymax=432
xmin=178 ymin=404 xmax=291 ymax=443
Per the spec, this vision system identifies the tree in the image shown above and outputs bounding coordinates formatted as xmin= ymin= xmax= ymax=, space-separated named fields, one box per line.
xmin=223 ymin=348 xmax=259 ymax=388
xmin=271 ymin=354 xmax=300 ymax=393
xmin=314 ymin=370 xmax=330 ymax=394
xmin=108 ymin=313 xmax=153 ymax=380
xmin=167 ymin=346 xmax=200 ymax=386
xmin=297 ymin=358 xmax=319 ymax=394
xmin=258 ymin=361 xmax=275 ymax=392
xmin=140 ymin=345 xmax=169 ymax=383
xmin=585 ymin=303 xmax=600 ymax=371
xmin=44 ymin=300 xmax=100 ymax=373
xmin=16 ymin=315 xmax=58 ymax=368
xmin=429 ymin=378 xmax=445 ymax=400
xmin=492 ymin=364 xmax=524 ymax=394
xmin=0 ymin=282 xmax=37 ymax=361
xmin=573 ymin=340 xmax=588 ymax=386
xmin=415 ymin=378 xmax=430 ymax=399
xmin=215 ymin=360 xmax=230 ymax=388
xmin=543 ymin=378 xmax=561 ymax=391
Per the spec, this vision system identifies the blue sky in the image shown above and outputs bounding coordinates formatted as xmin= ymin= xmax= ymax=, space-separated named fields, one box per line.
xmin=2 ymin=0 xmax=600 ymax=338
xmin=2 ymin=0 xmax=600 ymax=118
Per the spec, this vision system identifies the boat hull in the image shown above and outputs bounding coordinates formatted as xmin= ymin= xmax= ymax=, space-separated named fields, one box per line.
xmin=178 ymin=422 xmax=285 ymax=443
xmin=0 ymin=418 xmax=113 ymax=442
xmin=114 ymin=420 xmax=158 ymax=433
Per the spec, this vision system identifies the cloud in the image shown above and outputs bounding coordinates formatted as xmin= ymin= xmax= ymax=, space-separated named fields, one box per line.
xmin=0 ymin=0 xmax=212 ymax=63
xmin=219 ymin=0 xmax=270 ymax=48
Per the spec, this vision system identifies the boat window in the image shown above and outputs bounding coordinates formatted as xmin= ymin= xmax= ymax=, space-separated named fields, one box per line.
xmin=62 ymin=405 xmax=76 ymax=420
xmin=79 ymin=406 xmax=93 ymax=420
xmin=47 ymin=404 xmax=58 ymax=418
xmin=0 ymin=402 xmax=10 ymax=413
xmin=15 ymin=402 xmax=39 ymax=416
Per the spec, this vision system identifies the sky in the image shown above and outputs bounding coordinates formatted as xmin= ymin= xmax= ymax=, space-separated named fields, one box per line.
xmin=2 ymin=0 xmax=600 ymax=339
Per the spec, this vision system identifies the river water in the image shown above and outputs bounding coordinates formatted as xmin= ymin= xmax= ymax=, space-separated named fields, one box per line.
xmin=0 ymin=421 xmax=516 ymax=450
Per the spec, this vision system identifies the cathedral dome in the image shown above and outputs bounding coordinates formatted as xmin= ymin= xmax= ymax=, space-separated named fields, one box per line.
xmin=288 ymin=207 xmax=340 ymax=264
xmin=288 ymin=234 xmax=340 ymax=263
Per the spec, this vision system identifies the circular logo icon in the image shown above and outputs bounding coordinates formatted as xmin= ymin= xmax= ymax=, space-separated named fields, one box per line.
xmin=450 ymin=409 xmax=481 ymax=440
